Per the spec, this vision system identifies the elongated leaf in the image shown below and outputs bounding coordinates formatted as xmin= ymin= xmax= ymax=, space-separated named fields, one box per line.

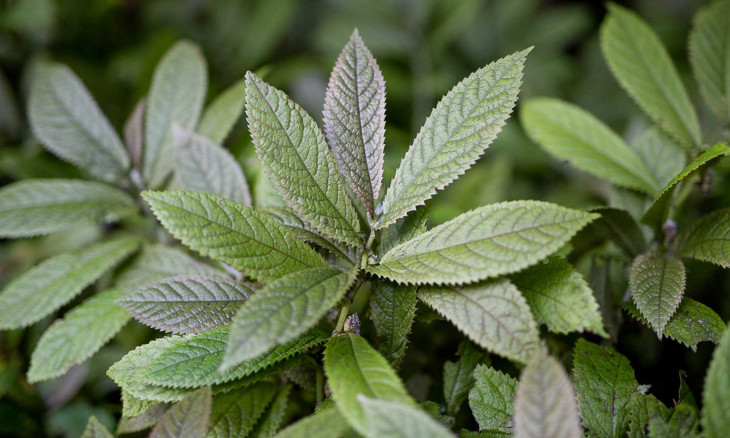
xmin=370 ymin=281 xmax=417 ymax=365
xmin=377 ymin=204 xmax=429 ymax=256
xmin=223 ymin=267 xmax=355 ymax=369
xmin=117 ymin=403 xmax=167 ymax=433
xmin=245 ymin=72 xmax=361 ymax=246
xmin=377 ymin=49 xmax=528 ymax=228
xmin=248 ymin=384 xmax=291 ymax=438
xmin=28 ymin=288 xmax=130 ymax=382
xmin=573 ymin=339 xmax=638 ymax=437
xmin=419 ymin=279 xmax=539 ymax=364
xmin=676 ymin=208 xmax=730 ymax=267
xmin=358 ymin=396 xmax=455 ymax=438
xmin=124 ymin=98 xmax=145 ymax=169
xmin=323 ymin=30 xmax=386 ymax=217
xmin=206 ymin=382 xmax=277 ymax=438
xmin=119 ymin=275 xmax=253 ymax=334
xmin=468 ymin=365 xmax=517 ymax=433
xmin=143 ymin=190 xmax=328 ymax=282
xmin=144 ymin=41 xmax=207 ymax=187
xmin=585 ymin=207 xmax=646 ymax=257
xmin=81 ymin=416 xmax=113 ymax=438
xmin=28 ymin=64 xmax=129 ymax=182
xmin=172 ymin=127 xmax=251 ymax=205
xmin=273 ymin=403 xmax=351 ymax=438
xmin=324 ymin=333 xmax=414 ymax=435
xmin=629 ymin=251 xmax=686 ymax=336
xmin=0 ymin=179 xmax=136 ymax=238
xmin=631 ymin=128 xmax=685 ymax=188
xmin=198 ymin=77 xmax=246 ymax=143
xmin=369 ymin=201 xmax=596 ymax=285
xmin=689 ymin=1 xmax=730 ymax=121
xmin=443 ymin=341 xmax=485 ymax=416
xmin=512 ymin=258 xmax=606 ymax=336
xmin=150 ymin=387 xmax=212 ymax=438
xmin=514 ymin=355 xmax=581 ymax=438
xmin=601 ymin=4 xmax=701 ymax=148
xmin=702 ymin=325 xmax=730 ymax=438
xmin=521 ymin=98 xmax=658 ymax=194
xmin=0 ymin=236 xmax=139 ymax=329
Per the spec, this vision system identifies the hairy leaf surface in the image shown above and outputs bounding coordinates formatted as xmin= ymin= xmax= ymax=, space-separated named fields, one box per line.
xmin=702 ymin=325 xmax=730 ymax=438
xmin=370 ymin=281 xmax=418 ymax=365
xmin=206 ymin=382 xmax=276 ymax=438
xmin=198 ymin=77 xmax=247 ymax=143
xmin=149 ymin=387 xmax=212 ymax=438
xmin=358 ymin=396 xmax=455 ymax=438
xmin=443 ymin=341 xmax=485 ymax=416
xmin=469 ymin=365 xmax=517 ymax=433
xmin=676 ymin=208 xmax=730 ymax=268
xmin=629 ymin=251 xmax=686 ymax=336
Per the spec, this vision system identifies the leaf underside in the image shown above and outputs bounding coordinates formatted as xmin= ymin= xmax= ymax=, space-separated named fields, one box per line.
xmin=676 ymin=207 xmax=730 ymax=268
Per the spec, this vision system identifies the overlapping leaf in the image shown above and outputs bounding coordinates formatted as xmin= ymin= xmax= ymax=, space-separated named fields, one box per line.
xmin=81 ymin=416 xmax=114 ymax=438
xmin=630 ymin=128 xmax=686 ymax=188
xmin=629 ymin=251 xmax=686 ymax=336
xmin=585 ymin=207 xmax=646 ymax=257
xmin=358 ymin=396 xmax=455 ymax=438
xmin=248 ymin=384 xmax=291 ymax=438
xmin=443 ymin=341 xmax=485 ymax=416
xmin=197 ymin=77 xmax=247 ymax=143
xmin=676 ymin=208 xmax=730 ymax=268
xmin=273 ymin=402 xmax=351 ymax=438
xmin=124 ymin=98 xmax=145 ymax=169
xmin=149 ymin=387 xmax=212 ymax=438
xmin=702 ymin=325 xmax=730 ymax=438
xmin=370 ymin=281 xmax=418 ymax=365
xmin=117 ymin=404 xmax=167 ymax=434
xmin=206 ymin=382 xmax=277 ymax=438
xmin=468 ymin=365 xmax=517 ymax=433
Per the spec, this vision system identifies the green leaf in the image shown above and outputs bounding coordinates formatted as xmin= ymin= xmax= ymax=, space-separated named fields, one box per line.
xmin=573 ymin=339 xmax=638 ymax=437
xmin=377 ymin=49 xmax=528 ymax=229
xmin=124 ymin=97 xmax=145 ymax=169
xmin=512 ymin=257 xmax=606 ymax=336
xmin=585 ymin=207 xmax=646 ymax=257
xmin=172 ymin=127 xmax=251 ymax=205
xmin=28 ymin=64 xmax=129 ymax=182
xmin=223 ymin=267 xmax=355 ymax=370
xmin=676 ymin=208 xmax=730 ymax=267
xmin=642 ymin=143 xmax=730 ymax=229
xmin=324 ymin=333 xmax=414 ymax=435
xmin=248 ymin=384 xmax=292 ymax=438
xmin=0 ymin=235 xmax=139 ymax=329
xmin=419 ymin=279 xmax=539 ymax=364
xmin=468 ymin=365 xmax=517 ymax=433
xmin=0 ymin=179 xmax=136 ymax=238
xmin=142 ymin=190 xmax=328 ymax=282
xmin=149 ymin=387 xmax=212 ymax=438
xmin=369 ymin=201 xmax=596 ymax=285
xmin=197 ymin=77 xmax=247 ymax=143
xmin=206 ymin=382 xmax=277 ymax=438
xmin=81 ymin=416 xmax=114 ymax=438
xmin=323 ymin=30 xmax=386 ymax=217
xmin=629 ymin=251 xmax=686 ymax=336
xmin=245 ymin=72 xmax=361 ymax=246
xmin=144 ymin=41 xmax=207 ymax=188
xmin=358 ymin=396 xmax=455 ymax=438
xmin=443 ymin=341 xmax=485 ymax=416
xmin=28 ymin=288 xmax=130 ymax=382
xmin=514 ymin=354 xmax=581 ymax=438
xmin=377 ymin=204 xmax=429 ymax=256
xmin=702 ymin=325 xmax=730 ymax=438
xmin=689 ymin=1 xmax=730 ymax=121
xmin=370 ymin=281 xmax=418 ymax=366
xmin=119 ymin=275 xmax=253 ymax=334
xmin=521 ymin=98 xmax=659 ymax=194
xmin=122 ymin=391 xmax=158 ymax=418
xmin=627 ymin=394 xmax=671 ymax=438
xmin=273 ymin=403 xmax=351 ymax=438
xmin=117 ymin=403 xmax=167 ymax=434
xmin=600 ymin=4 xmax=701 ymax=148
xmin=630 ymin=128 xmax=686 ymax=188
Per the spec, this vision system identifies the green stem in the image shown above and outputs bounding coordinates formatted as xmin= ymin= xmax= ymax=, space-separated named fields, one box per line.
xmin=334 ymin=302 xmax=350 ymax=333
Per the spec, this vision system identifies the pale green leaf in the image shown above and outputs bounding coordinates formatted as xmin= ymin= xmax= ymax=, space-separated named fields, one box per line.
xmin=369 ymin=201 xmax=596 ymax=285
xmin=573 ymin=339 xmax=638 ymax=437
xmin=514 ymin=354 xmax=581 ymax=438
xmin=273 ymin=403 xmax=351 ymax=438
xmin=0 ymin=236 xmax=139 ymax=329
xmin=677 ymin=208 xmax=730 ymax=268
xmin=149 ymin=387 xmax=212 ymax=438
xmin=323 ymin=29 xmax=386 ymax=217
xmin=144 ymin=41 xmax=207 ymax=187
xmin=124 ymin=97 xmax=145 ymax=169
xmin=81 ymin=416 xmax=114 ymax=438
xmin=419 ymin=279 xmax=539 ymax=364
xmin=119 ymin=275 xmax=253 ymax=334
xmin=206 ymin=382 xmax=277 ymax=438
xmin=28 ymin=288 xmax=130 ymax=382
xmin=521 ymin=98 xmax=659 ymax=194
xmin=586 ymin=207 xmax=646 ymax=257
xmin=0 ymin=179 xmax=136 ymax=238
xmin=197 ymin=77 xmax=246 ymax=143
xmin=629 ymin=251 xmax=686 ymax=336
xmin=28 ymin=64 xmax=129 ymax=182
xmin=324 ymin=333 xmax=414 ymax=435
xmin=468 ymin=365 xmax=517 ymax=433
xmin=370 ymin=281 xmax=417 ymax=365
xmin=377 ymin=49 xmax=528 ymax=229
xmin=601 ymin=4 xmax=701 ymax=148
xmin=702 ymin=325 xmax=730 ymax=438
xmin=248 ymin=384 xmax=291 ymax=438
xmin=117 ymin=403 xmax=167 ymax=434
xmin=631 ymin=128 xmax=686 ymax=188
xmin=358 ymin=396 xmax=455 ymax=438
xmin=223 ymin=267 xmax=356 ymax=369
xmin=122 ymin=391 xmax=158 ymax=418
xmin=142 ymin=190 xmax=328 ymax=282
xmin=245 ymin=72 xmax=361 ymax=246
xmin=443 ymin=341 xmax=485 ymax=416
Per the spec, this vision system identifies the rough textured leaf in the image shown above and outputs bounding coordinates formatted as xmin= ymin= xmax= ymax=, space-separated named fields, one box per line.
xmin=206 ymin=382 xmax=277 ymax=438
xmin=28 ymin=288 xmax=130 ymax=382
xmin=0 ymin=236 xmax=139 ymax=329
xmin=689 ymin=1 xmax=730 ymax=121
xmin=245 ymin=72 xmax=361 ymax=246
xmin=627 ymin=394 xmax=671 ymax=438
xmin=324 ymin=333 xmax=414 ymax=435
xmin=601 ymin=4 xmax=701 ymax=148
xmin=323 ymin=29 xmax=386 ymax=217
xmin=117 ymin=403 xmax=167 ymax=433
xmin=370 ymin=281 xmax=418 ymax=366
xmin=28 ymin=64 xmax=129 ymax=182
xmin=443 ymin=341 xmax=485 ymax=416
xmin=370 ymin=201 xmax=596 ymax=285
xmin=702 ymin=325 xmax=730 ymax=438
xmin=573 ymin=339 xmax=638 ymax=437
xmin=419 ymin=279 xmax=539 ymax=363
xmin=358 ymin=396 xmax=455 ymax=438
xmin=676 ymin=208 xmax=730 ymax=267
xmin=585 ymin=207 xmax=646 ymax=257
xmin=149 ymin=387 xmax=212 ymax=438
xmin=143 ymin=190 xmax=327 ymax=282
xmin=81 ymin=416 xmax=114 ymax=438
xmin=469 ymin=365 xmax=517 ymax=433
xmin=198 ymin=77 xmax=246 ymax=143
xmin=223 ymin=267 xmax=355 ymax=369
xmin=144 ymin=41 xmax=207 ymax=187
xmin=172 ymin=127 xmax=251 ymax=205
xmin=631 ymin=128 xmax=686 ymax=188
xmin=0 ymin=179 xmax=136 ymax=238
xmin=122 ymin=391 xmax=158 ymax=418
xmin=514 ymin=355 xmax=581 ymax=438
xmin=629 ymin=251 xmax=686 ymax=336
xmin=248 ymin=384 xmax=291 ymax=438
xmin=521 ymin=98 xmax=658 ymax=194
xmin=273 ymin=404 xmax=351 ymax=438
xmin=377 ymin=204 xmax=429 ymax=256
xmin=512 ymin=257 xmax=606 ymax=336
xmin=377 ymin=49 xmax=528 ymax=228
xmin=119 ymin=275 xmax=253 ymax=334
